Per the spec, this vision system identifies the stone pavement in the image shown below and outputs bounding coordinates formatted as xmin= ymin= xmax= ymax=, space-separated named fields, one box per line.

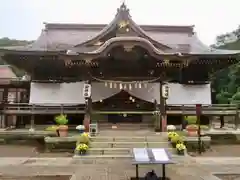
xmin=1 ymin=156 xmax=240 ymax=180
xmin=0 ymin=156 xmax=194 ymax=180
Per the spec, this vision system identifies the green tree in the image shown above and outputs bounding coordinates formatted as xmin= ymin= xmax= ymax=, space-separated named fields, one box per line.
xmin=212 ymin=26 xmax=240 ymax=104
xmin=0 ymin=37 xmax=33 ymax=76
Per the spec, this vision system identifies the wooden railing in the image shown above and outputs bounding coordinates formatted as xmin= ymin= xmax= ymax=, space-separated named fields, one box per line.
xmin=0 ymin=103 xmax=239 ymax=115
xmin=1 ymin=103 xmax=85 ymax=114
xmin=167 ymin=104 xmax=238 ymax=111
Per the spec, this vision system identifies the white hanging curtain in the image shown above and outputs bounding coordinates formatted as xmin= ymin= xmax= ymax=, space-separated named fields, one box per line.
xmin=125 ymin=83 xmax=160 ymax=103
xmin=91 ymin=83 xmax=121 ymax=102
xmin=29 ymin=82 xmax=86 ymax=106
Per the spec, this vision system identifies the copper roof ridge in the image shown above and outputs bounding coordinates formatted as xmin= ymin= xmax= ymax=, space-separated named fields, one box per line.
xmin=45 ymin=23 xmax=194 ymax=32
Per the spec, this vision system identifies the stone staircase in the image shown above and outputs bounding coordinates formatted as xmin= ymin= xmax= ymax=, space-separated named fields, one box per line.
xmin=98 ymin=123 xmax=154 ymax=131
xmin=74 ymin=134 xmax=177 ymax=159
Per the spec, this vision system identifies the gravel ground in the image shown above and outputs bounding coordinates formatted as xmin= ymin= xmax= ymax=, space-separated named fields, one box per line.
xmin=0 ymin=144 xmax=72 ymax=157
xmin=198 ymin=145 xmax=240 ymax=157
xmin=0 ymin=175 xmax=71 ymax=180
xmin=215 ymin=174 xmax=240 ymax=180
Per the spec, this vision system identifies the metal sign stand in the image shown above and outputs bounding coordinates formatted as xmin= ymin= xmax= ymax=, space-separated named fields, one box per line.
xmin=89 ymin=123 xmax=98 ymax=136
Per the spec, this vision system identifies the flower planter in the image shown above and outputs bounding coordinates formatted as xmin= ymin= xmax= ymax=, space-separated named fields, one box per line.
xmin=76 ymin=125 xmax=85 ymax=134
xmin=177 ymin=150 xmax=185 ymax=155
xmin=78 ymin=150 xmax=87 ymax=155
xmin=58 ymin=125 xmax=68 ymax=137
xmin=167 ymin=125 xmax=176 ymax=132
xmin=187 ymin=129 xmax=198 ymax=136
xmin=54 ymin=114 xmax=68 ymax=137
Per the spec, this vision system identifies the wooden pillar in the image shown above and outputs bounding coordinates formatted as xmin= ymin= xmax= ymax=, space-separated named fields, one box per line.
xmin=181 ymin=115 xmax=185 ymax=130
xmin=154 ymin=100 xmax=160 ymax=131
xmin=30 ymin=115 xmax=35 ymax=130
xmin=209 ymin=116 xmax=214 ymax=130
xmin=1 ymin=87 xmax=9 ymax=128
xmin=16 ymin=88 xmax=19 ymax=103
xmin=220 ymin=115 xmax=224 ymax=128
xmin=3 ymin=87 xmax=9 ymax=103
xmin=0 ymin=114 xmax=5 ymax=128
xmin=30 ymin=105 xmax=35 ymax=130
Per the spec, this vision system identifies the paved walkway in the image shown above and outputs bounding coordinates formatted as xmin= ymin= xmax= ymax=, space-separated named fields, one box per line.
xmin=1 ymin=128 xmax=240 ymax=180
xmin=0 ymin=156 xmax=240 ymax=180
xmin=0 ymin=156 xmax=190 ymax=180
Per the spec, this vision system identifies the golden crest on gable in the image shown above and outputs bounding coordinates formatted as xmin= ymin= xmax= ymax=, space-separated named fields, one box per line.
xmin=118 ymin=20 xmax=129 ymax=29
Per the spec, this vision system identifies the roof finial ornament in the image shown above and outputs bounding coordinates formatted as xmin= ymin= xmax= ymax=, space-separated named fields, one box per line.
xmin=118 ymin=0 xmax=128 ymax=12
xmin=121 ymin=0 xmax=126 ymax=7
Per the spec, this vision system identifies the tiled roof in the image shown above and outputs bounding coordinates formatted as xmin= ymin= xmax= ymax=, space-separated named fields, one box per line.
xmin=1 ymin=3 xmax=240 ymax=56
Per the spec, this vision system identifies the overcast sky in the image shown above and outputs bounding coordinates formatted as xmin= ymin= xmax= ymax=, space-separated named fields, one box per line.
xmin=0 ymin=0 xmax=239 ymax=45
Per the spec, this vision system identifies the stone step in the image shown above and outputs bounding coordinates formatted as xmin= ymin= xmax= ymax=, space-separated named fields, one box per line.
xmin=91 ymin=136 xmax=166 ymax=142
xmin=98 ymin=123 xmax=153 ymax=129
xmin=99 ymin=127 xmax=153 ymax=131
xmin=86 ymin=147 xmax=176 ymax=155
xmin=73 ymin=154 xmax=132 ymax=159
xmin=90 ymin=141 xmax=169 ymax=148
xmin=88 ymin=148 xmax=131 ymax=155
xmin=44 ymin=136 xmax=168 ymax=144
xmin=73 ymin=153 xmax=183 ymax=160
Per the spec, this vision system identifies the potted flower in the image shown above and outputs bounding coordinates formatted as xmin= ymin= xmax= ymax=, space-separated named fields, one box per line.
xmin=76 ymin=133 xmax=90 ymax=146
xmin=186 ymin=124 xmax=198 ymax=136
xmin=76 ymin=125 xmax=85 ymax=134
xmin=171 ymin=135 xmax=183 ymax=148
xmin=167 ymin=132 xmax=178 ymax=141
xmin=55 ymin=114 xmax=68 ymax=137
xmin=75 ymin=143 xmax=89 ymax=155
xmin=167 ymin=125 xmax=176 ymax=132
xmin=185 ymin=116 xmax=197 ymax=125
xmin=176 ymin=143 xmax=186 ymax=155
xmin=45 ymin=125 xmax=59 ymax=136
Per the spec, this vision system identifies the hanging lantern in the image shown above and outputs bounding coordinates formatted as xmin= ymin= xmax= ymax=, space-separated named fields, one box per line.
xmin=138 ymin=83 xmax=142 ymax=89
xmin=120 ymin=83 xmax=123 ymax=89
xmin=105 ymin=82 xmax=108 ymax=87
xmin=110 ymin=82 xmax=113 ymax=88
xmin=114 ymin=83 xmax=117 ymax=88
xmin=129 ymin=84 xmax=132 ymax=90
xmin=124 ymin=84 xmax=127 ymax=89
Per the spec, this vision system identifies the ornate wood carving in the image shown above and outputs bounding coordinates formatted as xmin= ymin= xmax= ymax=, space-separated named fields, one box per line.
xmin=123 ymin=44 xmax=134 ymax=52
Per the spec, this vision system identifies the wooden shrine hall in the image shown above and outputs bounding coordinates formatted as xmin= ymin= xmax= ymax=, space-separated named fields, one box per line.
xmin=0 ymin=3 xmax=240 ymax=130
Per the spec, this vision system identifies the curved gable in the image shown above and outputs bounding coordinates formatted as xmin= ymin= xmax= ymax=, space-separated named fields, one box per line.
xmin=75 ymin=3 xmax=171 ymax=50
